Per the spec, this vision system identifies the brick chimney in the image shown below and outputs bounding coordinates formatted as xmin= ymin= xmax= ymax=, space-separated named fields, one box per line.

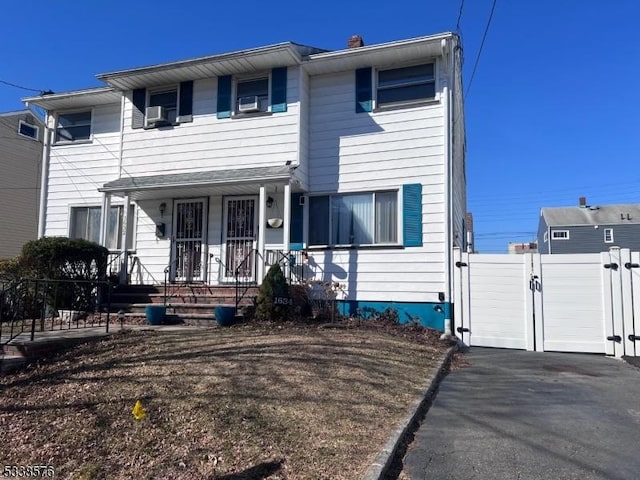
xmin=579 ymin=196 xmax=587 ymax=207
xmin=348 ymin=35 xmax=365 ymax=49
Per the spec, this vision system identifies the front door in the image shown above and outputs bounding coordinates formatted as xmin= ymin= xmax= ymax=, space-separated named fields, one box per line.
xmin=222 ymin=196 xmax=258 ymax=282
xmin=172 ymin=199 xmax=207 ymax=282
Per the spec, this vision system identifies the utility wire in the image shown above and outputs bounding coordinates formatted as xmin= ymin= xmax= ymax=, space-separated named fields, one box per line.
xmin=465 ymin=0 xmax=498 ymax=100
xmin=0 ymin=79 xmax=45 ymax=93
xmin=456 ymin=0 xmax=465 ymax=32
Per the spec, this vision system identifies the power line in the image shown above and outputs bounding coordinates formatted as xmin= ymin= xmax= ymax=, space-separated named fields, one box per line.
xmin=456 ymin=0 xmax=465 ymax=32
xmin=465 ymin=0 xmax=498 ymax=100
xmin=0 ymin=79 xmax=46 ymax=93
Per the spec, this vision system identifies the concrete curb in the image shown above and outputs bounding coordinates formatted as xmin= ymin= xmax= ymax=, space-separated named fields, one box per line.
xmin=363 ymin=343 xmax=458 ymax=480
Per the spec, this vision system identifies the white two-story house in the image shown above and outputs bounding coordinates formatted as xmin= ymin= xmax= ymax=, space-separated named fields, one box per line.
xmin=24 ymin=33 xmax=466 ymax=329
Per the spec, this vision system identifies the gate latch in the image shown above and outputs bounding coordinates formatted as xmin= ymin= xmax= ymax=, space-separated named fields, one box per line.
xmin=603 ymin=263 xmax=619 ymax=270
xmin=629 ymin=335 xmax=640 ymax=341
xmin=456 ymin=327 xmax=470 ymax=333
xmin=625 ymin=262 xmax=640 ymax=269
xmin=607 ymin=335 xmax=622 ymax=342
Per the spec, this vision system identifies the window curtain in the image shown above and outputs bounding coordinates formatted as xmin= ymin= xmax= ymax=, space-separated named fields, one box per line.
xmin=375 ymin=192 xmax=397 ymax=243
xmin=332 ymin=194 xmax=372 ymax=244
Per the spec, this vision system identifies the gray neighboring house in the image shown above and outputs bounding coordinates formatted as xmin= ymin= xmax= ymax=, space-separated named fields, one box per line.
xmin=537 ymin=198 xmax=640 ymax=254
xmin=0 ymin=110 xmax=44 ymax=258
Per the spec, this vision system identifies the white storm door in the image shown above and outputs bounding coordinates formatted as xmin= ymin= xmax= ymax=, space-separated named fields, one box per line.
xmin=222 ymin=196 xmax=258 ymax=282
xmin=172 ymin=199 xmax=207 ymax=282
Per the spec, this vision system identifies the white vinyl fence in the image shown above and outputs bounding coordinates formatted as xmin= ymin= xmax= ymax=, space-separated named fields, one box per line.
xmin=453 ymin=247 xmax=639 ymax=357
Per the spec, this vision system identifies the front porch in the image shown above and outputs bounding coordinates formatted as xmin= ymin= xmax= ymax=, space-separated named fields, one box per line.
xmin=98 ymin=166 xmax=307 ymax=289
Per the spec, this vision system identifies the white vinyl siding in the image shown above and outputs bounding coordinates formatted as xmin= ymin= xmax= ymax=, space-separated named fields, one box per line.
xmin=307 ymin=69 xmax=447 ymax=303
xmin=120 ymin=67 xmax=300 ymax=177
xmin=44 ymin=103 xmax=121 ymax=238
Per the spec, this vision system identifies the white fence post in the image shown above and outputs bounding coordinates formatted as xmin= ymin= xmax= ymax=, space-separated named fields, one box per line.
xmin=531 ymin=253 xmax=544 ymax=352
xmin=601 ymin=251 xmax=616 ymax=356
xmin=609 ymin=247 xmax=625 ymax=358
xmin=620 ymin=249 xmax=637 ymax=356
xmin=630 ymin=251 xmax=640 ymax=357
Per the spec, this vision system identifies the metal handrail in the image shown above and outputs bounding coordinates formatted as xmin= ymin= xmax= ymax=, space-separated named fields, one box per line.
xmin=215 ymin=249 xmax=259 ymax=315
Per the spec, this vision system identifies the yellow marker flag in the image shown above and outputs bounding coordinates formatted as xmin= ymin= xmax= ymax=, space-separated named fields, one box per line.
xmin=132 ymin=400 xmax=147 ymax=421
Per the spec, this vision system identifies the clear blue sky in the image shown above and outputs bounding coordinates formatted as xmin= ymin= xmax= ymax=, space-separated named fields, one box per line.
xmin=2 ymin=0 xmax=638 ymax=252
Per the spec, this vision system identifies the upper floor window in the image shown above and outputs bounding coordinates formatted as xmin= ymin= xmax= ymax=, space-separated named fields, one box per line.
xmin=132 ymin=81 xmax=193 ymax=129
xmin=309 ymin=191 xmax=398 ymax=246
xmin=56 ymin=111 xmax=92 ymax=143
xmin=18 ymin=120 xmax=39 ymax=140
xmin=147 ymin=87 xmax=178 ymax=125
xmin=377 ymin=63 xmax=435 ymax=108
xmin=551 ymin=230 xmax=569 ymax=240
xmin=235 ymin=77 xmax=269 ymax=114
xmin=604 ymin=228 xmax=614 ymax=243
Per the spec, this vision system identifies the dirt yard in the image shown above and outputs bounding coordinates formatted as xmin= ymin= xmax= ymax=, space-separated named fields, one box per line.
xmin=0 ymin=323 xmax=450 ymax=479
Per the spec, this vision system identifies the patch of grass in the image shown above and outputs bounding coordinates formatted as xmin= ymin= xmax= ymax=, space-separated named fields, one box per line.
xmin=0 ymin=324 xmax=448 ymax=479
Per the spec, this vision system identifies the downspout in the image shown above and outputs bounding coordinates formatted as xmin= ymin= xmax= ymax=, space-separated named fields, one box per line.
xmin=441 ymin=36 xmax=455 ymax=339
xmin=37 ymin=112 xmax=51 ymax=238
xmin=118 ymin=94 xmax=125 ymax=178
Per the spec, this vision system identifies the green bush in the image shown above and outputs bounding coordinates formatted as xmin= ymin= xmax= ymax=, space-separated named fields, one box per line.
xmin=255 ymin=264 xmax=290 ymax=321
xmin=21 ymin=237 xmax=108 ymax=281
xmin=0 ymin=257 xmax=24 ymax=286
xmin=20 ymin=237 xmax=109 ymax=311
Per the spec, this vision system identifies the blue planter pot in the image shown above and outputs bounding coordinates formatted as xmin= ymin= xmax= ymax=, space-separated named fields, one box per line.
xmin=145 ymin=305 xmax=166 ymax=325
xmin=215 ymin=306 xmax=235 ymax=327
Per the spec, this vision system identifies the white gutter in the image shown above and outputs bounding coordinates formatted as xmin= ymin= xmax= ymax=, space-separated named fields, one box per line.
xmin=37 ymin=113 xmax=51 ymax=238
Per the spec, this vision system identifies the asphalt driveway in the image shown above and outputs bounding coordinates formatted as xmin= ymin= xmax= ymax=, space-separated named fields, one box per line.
xmin=402 ymin=348 xmax=640 ymax=480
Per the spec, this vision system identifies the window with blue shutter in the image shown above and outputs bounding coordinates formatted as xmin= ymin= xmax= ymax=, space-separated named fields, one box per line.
xmin=217 ymin=75 xmax=232 ymax=119
xmin=355 ymin=67 xmax=373 ymax=113
xmin=290 ymin=192 xmax=303 ymax=250
xmin=271 ymin=67 xmax=287 ymax=113
xmin=403 ymin=183 xmax=422 ymax=247
xmin=132 ymin=88 xmax=146 ymax=129
xmin=178 ymin=80 xmax=194 ymax=122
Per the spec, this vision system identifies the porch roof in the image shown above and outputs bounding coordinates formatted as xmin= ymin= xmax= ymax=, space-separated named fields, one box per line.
xmin=99 ymin=165 xmax=293 ymax=200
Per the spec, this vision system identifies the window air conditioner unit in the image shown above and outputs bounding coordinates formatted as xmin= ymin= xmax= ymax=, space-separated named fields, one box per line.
xmin=238 ymin=95 xmax=261 ymax=113
xmin=146 ymin=105 xmax=167 ymax=123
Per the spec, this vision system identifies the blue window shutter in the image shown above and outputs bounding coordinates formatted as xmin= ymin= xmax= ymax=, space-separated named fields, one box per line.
xmin=403 ymin=184 xmax=423 ymax=247
xmin=355 ymin=67 xmax=372 ymax=113
xmin=132 ymin=88 xmax=146 ymax=129
xmin=271 ymin=67 xmax=287 ymax=113
xmin=178 ymin=80 xmax=193 ymax=122
xmin=217 ymin=75 xmax=232 ymax=119
xmin=290 ymin=192 xmax=303 ymax=246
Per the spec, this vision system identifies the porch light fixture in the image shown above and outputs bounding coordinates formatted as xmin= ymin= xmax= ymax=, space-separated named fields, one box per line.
xmin=159 ymin=202 xmax=166 ymax=218
xmin=266 ymin=196 xmax=274 ymax=208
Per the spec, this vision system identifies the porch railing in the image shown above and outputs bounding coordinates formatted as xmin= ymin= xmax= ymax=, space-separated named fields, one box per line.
xmin=264 ymin=249 xmax=307 ymax=285
xmin=215 ymin=249 xmax=259 ymax=315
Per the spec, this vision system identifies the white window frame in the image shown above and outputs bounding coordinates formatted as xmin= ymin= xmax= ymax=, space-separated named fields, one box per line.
xmin=54 ymin=109 xmax=93 ymax=144
xmin=69 ymin=204 xmax=136 ymax=251
xmin=17 ymin=120 xmax=39 ymax=140
xmin=146 ymin=85 xmax=179 ymax=127
xmin=551 ymin=230 xmax=570 ymax=240
xmin=604 ymin=228 xmax=614 ymax=243
xmin=233 ymin=72 xmax=271 ymax=115
xmin=308 ymin=190 xmax=400 ymax=247
xmin=375 ymin=61 xmax=438 ymax=110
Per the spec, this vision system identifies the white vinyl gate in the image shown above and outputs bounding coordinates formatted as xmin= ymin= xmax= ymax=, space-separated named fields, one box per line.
xmin=453 ymin=247 xmax=639 ymax=357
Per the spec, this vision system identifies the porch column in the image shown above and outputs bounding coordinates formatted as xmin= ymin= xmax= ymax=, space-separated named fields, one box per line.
xmin=257 ymin=185 xmax=266 ymax=282
xmin=283 ymin=183 xmax=291 ymax=252
xmin=99 ymin=192 xmax=111 ymax=247
xmin=119 ymin=194 xmax=130 ymax=285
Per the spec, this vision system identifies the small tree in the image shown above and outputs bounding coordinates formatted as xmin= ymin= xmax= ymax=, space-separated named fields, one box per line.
xmin=255 ymin=263 xmax=290 ymax=321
